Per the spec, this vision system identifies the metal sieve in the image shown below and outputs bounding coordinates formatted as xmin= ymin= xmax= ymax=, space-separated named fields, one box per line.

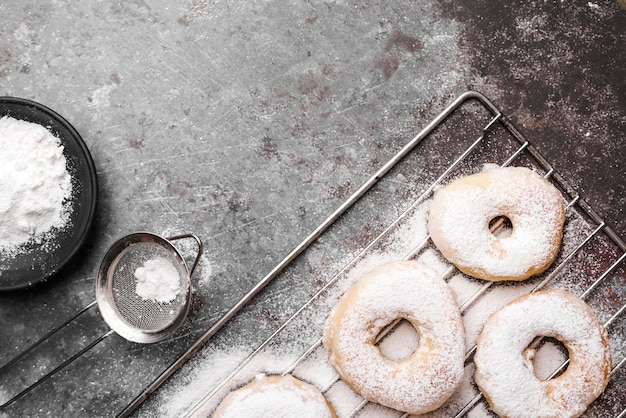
xmin=0 ymin=232 xmax=203 ymax=410
xmin=96 ymin=232 xmax=198 ymax=343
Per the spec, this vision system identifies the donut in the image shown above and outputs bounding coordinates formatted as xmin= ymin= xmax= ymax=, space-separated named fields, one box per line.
xmin=212 ymin=374 xmax=336 ymax=418
xmin=322 ymin=260 xmax=465 ymax=414
xmin=428 ymin=165 xmax=565 ymax=281
xmin=474 ymin=289 xmax=611 ymax=418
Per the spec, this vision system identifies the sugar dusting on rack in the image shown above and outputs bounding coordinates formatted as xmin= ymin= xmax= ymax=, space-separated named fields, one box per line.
xmin=141 ymin=92 xmax=625 ymax=418
xmin=211 ymin=374 xmax=336 ymax=417
xmin=152 ymin=198 xmax=615 ymax=418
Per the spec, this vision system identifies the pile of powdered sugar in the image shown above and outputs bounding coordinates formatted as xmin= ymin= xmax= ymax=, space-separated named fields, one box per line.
xmin=0 ymin=116 xmax=73 ymax=255
xmin=134 ymin=256 xmax=182 ymax=303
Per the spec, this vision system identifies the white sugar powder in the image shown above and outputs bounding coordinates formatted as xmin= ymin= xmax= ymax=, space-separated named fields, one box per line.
xmin=0 ymin=116 xmax=73 ymax=253
xmin=135 ymin=257 xmax=181 ymax=303
xmin=428 ymin=166 xmax=565 ymax=280
xmin=147 ymin=167 xmax=620 ymax=417
xmin=212 ymin=374 xmax=336 ymax=417
xmin=322 ymin=260 xmax=466 ymax=415
xmin=473 ymin=290 xmax=611 ymax=418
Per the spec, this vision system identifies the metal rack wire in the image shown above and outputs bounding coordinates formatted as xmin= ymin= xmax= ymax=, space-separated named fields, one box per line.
xmin=177 ymin=91 xmax=625 ymax=417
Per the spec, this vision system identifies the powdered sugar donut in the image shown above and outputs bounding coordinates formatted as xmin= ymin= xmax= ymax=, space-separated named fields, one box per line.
xmin=474 ymin=289 xmax=611 ymax=418
xmin=428 ymin=166 xmax=565 ymax=281
xmin=212 ymin=374 xmax=336 ymax=418
xmin=323 ymin=260 xmax=465 ymax=414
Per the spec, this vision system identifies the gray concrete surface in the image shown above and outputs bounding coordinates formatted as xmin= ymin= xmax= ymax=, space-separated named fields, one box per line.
xmin=0 ymin=1 xmax=624 ymax=416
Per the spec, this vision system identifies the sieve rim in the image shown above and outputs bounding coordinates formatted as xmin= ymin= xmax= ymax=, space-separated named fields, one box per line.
xmin=95 ymin=232 xmax=192 ymax=344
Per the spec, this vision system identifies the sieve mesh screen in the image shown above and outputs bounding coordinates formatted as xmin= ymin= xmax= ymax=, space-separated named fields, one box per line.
xmin=109 ymin=242 xmax=190 ymax=332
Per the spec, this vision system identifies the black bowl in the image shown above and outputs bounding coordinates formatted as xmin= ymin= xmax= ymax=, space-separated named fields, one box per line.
xmin=0 ymin=97 xmax=98 ymax=290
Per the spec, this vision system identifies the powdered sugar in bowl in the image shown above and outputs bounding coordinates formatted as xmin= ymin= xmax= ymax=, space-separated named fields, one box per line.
xmin=0 ymin=97 xmax=97 ymax=290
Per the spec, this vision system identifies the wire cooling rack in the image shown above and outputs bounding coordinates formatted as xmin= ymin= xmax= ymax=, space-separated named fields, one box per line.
xmin=167 ymin=91 xmax=625 ymax=417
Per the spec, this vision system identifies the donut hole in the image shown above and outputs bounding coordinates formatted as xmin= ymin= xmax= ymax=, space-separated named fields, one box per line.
xmin=376 ymin=318 xmax=420 ymax=361
xmin=529 ymin=337 xmax=570 ymax=380
xmin=488 ymin=215 xmax=513 ymax=237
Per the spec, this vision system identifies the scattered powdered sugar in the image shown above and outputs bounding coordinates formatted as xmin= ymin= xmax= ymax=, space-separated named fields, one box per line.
xmin=457 ymin=282 xmax=534 ymax=347
xmin=211 ymin=374 xmax=336 ymax=417
xmin=149 ymin=164 xmax=621 ymax=418
xmin=323 ymin=380 xmax=363 ymax=417
xmin=135 ymin=257 xmax=181 ymax=303
xmin=158 ymin=228 xmax=214 ymax=289
xmin=532 ymin=339 xmax=568 ymax=380
xmin=323 ymin=202 xmax=432 ymax=301
xmin=155 ymin=346 xmax=251 ymax=417
xmin=376 ymin=319 xmax=420 ymax=361
xmin=0 ymin=116 xmax=73 ymax=255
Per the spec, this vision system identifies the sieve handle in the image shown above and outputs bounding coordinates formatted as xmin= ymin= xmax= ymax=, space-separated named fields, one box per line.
xmin=0 ymin=329 xmax=115 ymax=411
xmin=166 ymin=233 xmax=204 ymax=278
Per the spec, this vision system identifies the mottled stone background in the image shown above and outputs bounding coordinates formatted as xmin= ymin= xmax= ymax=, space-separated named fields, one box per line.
xmin=0 ymin=1 xmax=624 ymax=417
